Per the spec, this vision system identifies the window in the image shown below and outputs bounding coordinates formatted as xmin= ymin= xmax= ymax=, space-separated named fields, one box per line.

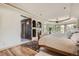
xmin=37 ymin=22 xmax=42 ymax=28
xmin=33 ymin=29 xmax=36 ymax=37
xmin=60 ymin=25 xmax=65 ymax=33
xmin=32 ymin=20 xmax=36 ymax=27
xmin=66 ymin=24 xmax=76 ymax=31
xmin=46 ymin=24 xmax=61 ymax=33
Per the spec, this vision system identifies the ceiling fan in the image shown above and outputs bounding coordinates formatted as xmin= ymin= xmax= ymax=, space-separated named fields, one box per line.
xmin=48 ymin=5 xmax=72 ymax=23
xmin=48 ymin=17 xmax=71 ymax=23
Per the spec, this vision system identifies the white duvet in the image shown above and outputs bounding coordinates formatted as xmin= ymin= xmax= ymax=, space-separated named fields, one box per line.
xmin=39 ymin=34 xmax=77 ymax=55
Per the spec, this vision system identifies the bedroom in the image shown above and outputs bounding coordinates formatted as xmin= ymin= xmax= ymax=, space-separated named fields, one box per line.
xmin=0 ymin=3 xmax=79 ymax=56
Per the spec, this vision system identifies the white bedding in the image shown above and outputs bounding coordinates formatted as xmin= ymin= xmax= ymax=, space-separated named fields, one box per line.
xmin=39 ymin=34 xmax=77 ymax=55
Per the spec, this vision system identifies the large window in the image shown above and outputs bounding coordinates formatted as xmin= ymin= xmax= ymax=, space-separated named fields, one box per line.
xmin=46 ymin=24 xmax=61 ymax=34
xmin=60 ymin=25 xmax=65 ymax=33
xmin=46 ymin=23 xmax=76 ymax=34
xmin=66 ymin=24 xmax=76 ymax=31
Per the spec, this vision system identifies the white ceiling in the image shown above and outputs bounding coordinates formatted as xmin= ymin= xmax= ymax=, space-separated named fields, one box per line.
xmin=8 ymin=3 xmax=79 ymax=21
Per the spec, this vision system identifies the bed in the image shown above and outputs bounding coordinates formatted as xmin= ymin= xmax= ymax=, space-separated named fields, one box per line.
xmin=38 ymin=34 xmax=77 ymax=56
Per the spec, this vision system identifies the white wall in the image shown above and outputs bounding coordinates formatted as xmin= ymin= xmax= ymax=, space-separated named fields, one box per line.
xmin=0 ymin=5 xmax=31 ymax=49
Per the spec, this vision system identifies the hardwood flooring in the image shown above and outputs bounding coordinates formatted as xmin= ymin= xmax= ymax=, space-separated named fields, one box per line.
xmin=0 ymin=46 xmax=37 ymax=56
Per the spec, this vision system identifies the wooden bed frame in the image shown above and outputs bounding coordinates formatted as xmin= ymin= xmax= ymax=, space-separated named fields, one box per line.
xmin=39 ymin=45 xmax=76 ymax=56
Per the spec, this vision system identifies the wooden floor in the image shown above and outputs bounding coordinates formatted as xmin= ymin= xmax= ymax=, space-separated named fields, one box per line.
xmin=0 ymin=46 xmax=37 ymax=56
xmin=0 ymin=43 xmax=72 ymax=56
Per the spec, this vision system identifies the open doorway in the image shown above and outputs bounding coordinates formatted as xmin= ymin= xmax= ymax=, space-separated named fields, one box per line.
xmin=21 ymin=18 xmax=32 ymax=41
